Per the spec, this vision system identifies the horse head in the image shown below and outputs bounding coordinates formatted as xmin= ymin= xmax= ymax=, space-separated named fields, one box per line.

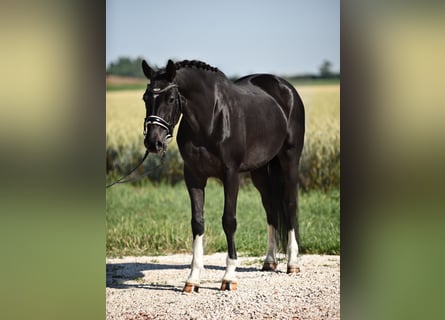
xmin=141 ymin=59 xmax=182 ymax=153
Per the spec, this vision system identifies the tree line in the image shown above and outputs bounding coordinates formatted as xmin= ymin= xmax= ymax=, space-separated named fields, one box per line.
xmin=107 ymin=56 xmax=339 ymax=80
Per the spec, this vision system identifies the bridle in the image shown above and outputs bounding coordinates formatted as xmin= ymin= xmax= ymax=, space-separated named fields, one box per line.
xmin=143 ymin=83 xmax=182 ymax=141
xmin=106 ymin=82 xmax=183 ymax=189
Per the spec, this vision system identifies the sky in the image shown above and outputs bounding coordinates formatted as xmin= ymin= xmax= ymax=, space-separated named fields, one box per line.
xmin=106 ymin=0 xmax=339 ymax=77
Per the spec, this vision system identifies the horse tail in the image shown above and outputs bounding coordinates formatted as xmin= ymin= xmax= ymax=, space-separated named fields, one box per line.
xmin=268 ymin=157 xmax=294 ymax=252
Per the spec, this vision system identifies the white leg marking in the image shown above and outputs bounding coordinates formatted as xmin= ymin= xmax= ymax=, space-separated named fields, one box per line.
xmin=187 ymin=234 xmax=204 ymax=285
xmin=287 ymin=229 xmax=299 ymax=267
xmin=264 ymin=225 xmax=277 ymax=263
xmin=222 ymin=256 xmax=238 ymax=281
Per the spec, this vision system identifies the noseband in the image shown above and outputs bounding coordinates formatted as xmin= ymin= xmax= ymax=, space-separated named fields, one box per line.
xmin=143 ymin=83 xmax=182 ymax=141
xmin=144 ymin=115 xmax=173 ymax=139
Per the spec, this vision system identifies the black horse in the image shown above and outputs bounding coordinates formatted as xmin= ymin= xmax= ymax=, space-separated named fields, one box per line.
xmin=141 ymin=59 xmax=305 ymax=292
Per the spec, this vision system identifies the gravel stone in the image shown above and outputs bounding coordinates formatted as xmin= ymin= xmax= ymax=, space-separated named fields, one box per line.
xmin=106 ymin=253 xmax=340 ymax=320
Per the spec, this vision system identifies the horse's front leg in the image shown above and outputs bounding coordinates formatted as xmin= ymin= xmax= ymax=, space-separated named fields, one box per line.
xmin=183 ymin=167 xmax=207 ymax=293
xmin=220 ymin=169 xmax=240 ymax=291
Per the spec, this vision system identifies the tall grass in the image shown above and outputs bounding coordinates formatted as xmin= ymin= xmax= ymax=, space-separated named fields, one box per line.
xmin=106 ymin=84 xmax=340 ymax=190
xmin=299 ymin=85 xmax=340 ymax=190
xmin=106 ymin=180 xmax=340 ymax=257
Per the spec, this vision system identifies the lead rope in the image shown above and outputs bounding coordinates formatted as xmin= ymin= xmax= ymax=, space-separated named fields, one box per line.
xmin=107 ymin=82 xmax=181 ymax=188
xmin=106 ymin=150 xmax=166 ymax=188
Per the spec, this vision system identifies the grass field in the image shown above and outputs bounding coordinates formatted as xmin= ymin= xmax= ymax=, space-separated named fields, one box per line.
xmin=106 ymin=180 xmax=340 ymax=257
xmin=106 ymin=81 xmax=340 ymax=256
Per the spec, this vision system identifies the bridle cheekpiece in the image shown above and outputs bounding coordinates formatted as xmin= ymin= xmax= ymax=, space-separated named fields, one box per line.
xmin=143 ymin=83 xmax=181 ymax=141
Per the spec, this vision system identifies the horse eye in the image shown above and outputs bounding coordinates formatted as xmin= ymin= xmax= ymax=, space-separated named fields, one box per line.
xmin=168 ymin=97 xmax=175 ymax=104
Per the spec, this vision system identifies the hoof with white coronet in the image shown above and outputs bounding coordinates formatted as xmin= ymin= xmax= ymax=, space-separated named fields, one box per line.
xmin=220 ymin=280 xmax=237 ymax=291
xmin=183 ymin=282 xmax=199 ymax=293
xmin=261 ymin=261 xmax=278 ymax=271
xmin=287 ymin=266 xmax=300 ymax=274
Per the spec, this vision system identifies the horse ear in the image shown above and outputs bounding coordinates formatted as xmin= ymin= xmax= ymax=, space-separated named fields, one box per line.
xmin=142 ymin=60 xmax=155 ymax=79
xmin=165 ymin=59 xmax=176 ymax=81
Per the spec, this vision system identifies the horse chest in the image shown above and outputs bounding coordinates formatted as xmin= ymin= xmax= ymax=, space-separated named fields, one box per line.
xmin=179 ymin=141 xmax=224 ymax=177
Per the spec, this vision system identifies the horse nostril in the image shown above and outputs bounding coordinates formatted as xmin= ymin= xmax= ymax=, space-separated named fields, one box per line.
xmin=145 ymin=138 xmax=164 ymax=153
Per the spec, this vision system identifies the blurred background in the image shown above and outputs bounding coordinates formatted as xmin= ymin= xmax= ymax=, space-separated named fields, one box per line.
xmin=105 ymin=0 xmax=340 ymax=260
xmin=106 ymin=0 xmax=340 ymax=186
xmin=2 ymin=0 xmax=445 ymax=319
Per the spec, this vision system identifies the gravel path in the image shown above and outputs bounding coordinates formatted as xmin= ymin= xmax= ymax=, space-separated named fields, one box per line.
xmin=106 ymin=253 xmax=340 ymax=320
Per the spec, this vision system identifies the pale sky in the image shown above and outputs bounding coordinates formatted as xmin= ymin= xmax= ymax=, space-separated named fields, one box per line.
xmin=106 ymin=0 xmax=339 ymax=77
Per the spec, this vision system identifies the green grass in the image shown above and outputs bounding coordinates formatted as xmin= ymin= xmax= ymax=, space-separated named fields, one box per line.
xmin=106 ymin=180 xmax=339 ymax=257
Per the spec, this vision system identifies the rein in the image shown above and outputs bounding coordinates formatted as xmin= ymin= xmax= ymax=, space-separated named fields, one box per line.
xmin=107 ymin=83 xmax=182 ymax=189
xmin=106 ymin=150 xmax=166 ymax=188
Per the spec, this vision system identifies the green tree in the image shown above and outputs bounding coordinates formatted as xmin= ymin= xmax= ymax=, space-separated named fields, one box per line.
xmin=107 ymin=56 xmax=146 ymax=78
xmin=319 ymin=60 xmax=333 ymax=78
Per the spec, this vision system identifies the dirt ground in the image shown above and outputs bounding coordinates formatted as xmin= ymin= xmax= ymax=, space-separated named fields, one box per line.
xmin=106 ymin=253 xmax=340 ymax=320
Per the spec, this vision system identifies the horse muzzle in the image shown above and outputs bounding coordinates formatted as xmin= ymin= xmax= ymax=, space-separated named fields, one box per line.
xmin=143 ymin=115 xmax=173 ymax=153
xmin=144 ymin=133 xmax=166 ymax=153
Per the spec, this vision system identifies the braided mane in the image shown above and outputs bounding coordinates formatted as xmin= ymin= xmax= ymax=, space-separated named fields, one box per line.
xmin=174 ymin=60 xmax=219 ymax=73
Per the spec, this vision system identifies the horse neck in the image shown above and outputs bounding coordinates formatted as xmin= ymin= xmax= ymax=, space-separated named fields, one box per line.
xmin=175 ymin=68 xmax=225 ymax=133
xmin=175 ymin=68 xmax=221 ymax=97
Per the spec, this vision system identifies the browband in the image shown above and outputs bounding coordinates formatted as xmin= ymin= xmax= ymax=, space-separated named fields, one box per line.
xmin=147 ymin=83 xmax=178 ymax=94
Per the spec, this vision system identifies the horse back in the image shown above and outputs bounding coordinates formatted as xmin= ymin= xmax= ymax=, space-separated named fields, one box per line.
xmin=235 ymin=74 xmax=305 ymax=150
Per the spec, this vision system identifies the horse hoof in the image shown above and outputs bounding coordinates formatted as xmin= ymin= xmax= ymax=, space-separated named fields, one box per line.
xmin=287 ymin=266 xmax=300 ymax=274
xmin=183 ymin=282 xmax=199 ymax=293
xmin=220 ymin=280 xmax=237 ymax=291
xmin=261 ymin=262 xmax=278 ymax=271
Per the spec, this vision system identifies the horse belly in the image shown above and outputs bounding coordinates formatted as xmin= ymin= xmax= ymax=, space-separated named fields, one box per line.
xmin=240 ymin=113 xmax=287 ymax=171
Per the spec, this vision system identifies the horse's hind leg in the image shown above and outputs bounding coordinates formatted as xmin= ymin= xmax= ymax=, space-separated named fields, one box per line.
xmin=251 ymin=164 xmax=279 ymax=271
xmin=278 ymin=148 xmax=301 ymax=273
